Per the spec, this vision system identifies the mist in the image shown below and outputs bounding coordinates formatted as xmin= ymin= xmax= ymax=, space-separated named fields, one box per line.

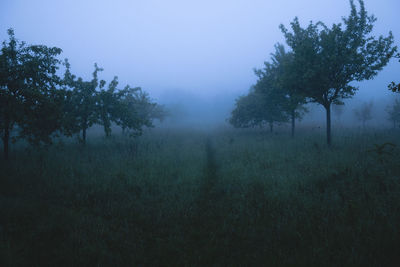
xmin=1 ymin=0 xmax=399 ymax=129
xmin=2 ymin=1 xmax=400 ymax=266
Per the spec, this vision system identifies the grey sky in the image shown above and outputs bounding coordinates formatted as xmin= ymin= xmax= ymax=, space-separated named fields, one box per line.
xmin=1 ymin=0 xmax=399 ymax=124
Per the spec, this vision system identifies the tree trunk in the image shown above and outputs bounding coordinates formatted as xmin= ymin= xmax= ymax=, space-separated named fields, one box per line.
xmin=325 ymin=103 xmax=332 ymax=146
xmin=291 ymin=109 xmax=295 ymax=138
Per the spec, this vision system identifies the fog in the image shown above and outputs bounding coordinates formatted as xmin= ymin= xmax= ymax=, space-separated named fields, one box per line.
xmin=3 ymin=2 xmax=400 ymax=264
xmin=1 ymin=0 xmax=399 ymax=127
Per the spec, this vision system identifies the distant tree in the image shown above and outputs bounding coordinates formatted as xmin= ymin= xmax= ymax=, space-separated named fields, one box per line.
xmin=255 ymin=44 xmax=308 ymax=137
xmin=388 ymin=52 xmax=400 ymax=93
xmin=0 ymin=29 xmax=63 ymax=159
xmin=280 ymin=0 xmax=396 ymax=145
xmin=332 ymin=104 xmax=345 ymax=122
xmin=230 ymin=83 xmax=288 ymax=132
xmin=230 ymin=90 xmax=265 ymax=128
xmin=353 ymin=101 xmax=373 ymax=128
xmin=63 ymin=60 xmax=103 ymax=144
xmin=254 ymin=74 xmax=290 ymax=133
xmin=63 ymin=61 xmax=164 ymax=140
xmin=386 ymin=98 xmax=400 ymax=128
xmin=117 ymin=85 xmax=164 ymax=136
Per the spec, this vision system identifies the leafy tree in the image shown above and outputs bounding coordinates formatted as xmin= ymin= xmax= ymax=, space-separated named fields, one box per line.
xmin=255 ymin=44 xmax=308 ymax=137
xmin=280 ymin=0 xmax=396 ymax=145
xmin=230 ymin=89 xmax=265 ymax=128
xmin=230 ymin=83 xmax=288 ymax=132
xmin=63 ymin=60 xmax=103 ymax=144
xmin=97 ymin=76 xmax=119 ymax=137
xmin=388 ymin=53 xmax=400 ymax=93
xmin=98 ymin=77 xmax=165 ymax=137
xmin=0 ymin=29 xmax=63 ymax=159
xmin=63 ymin=61 xmax=164 ymax=140
xmin=117 ymin=85 xmax=163 ymax=136
xmin=386 ymin=98 xmax=400 ymax=128
xmin=353 ymin=101 xmax=373 ymax=128
xmin=254 ymin=74 xmax=289 ymax=132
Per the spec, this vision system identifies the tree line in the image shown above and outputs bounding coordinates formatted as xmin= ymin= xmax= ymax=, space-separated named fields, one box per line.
xmin=0 ymin=29 xmax=165 ymax=160
xmin=230 ymin=0 xmax=398 ymax=145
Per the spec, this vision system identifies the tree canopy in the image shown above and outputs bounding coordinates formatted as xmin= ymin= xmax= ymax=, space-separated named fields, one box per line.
xmin=230 ymin=44 xmax=307 ymax=135
xmin=0 ymin=29 xmax=63 ymax=159
xmin=0 ymin=28 xmax=165 ymax=158
xmin=280 ymin=0 xmax=396 ymax=144
xmin=388 ymin=53 xmax=400 ymax=93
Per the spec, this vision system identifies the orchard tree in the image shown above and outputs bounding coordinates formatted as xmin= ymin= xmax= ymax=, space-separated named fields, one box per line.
xmin=254 ymin=72 xmax=289 ymax=132
xmin=63 ymin=60 xmax=103 ymax=144
xmin=0 ymin=29 xmax=63 ymax=159
xmin=255 ymin=44 xmax=308 ymax=137
xmin=386 ymin=98 xmax=400 ymax=128
xmin=280 ymin=0 xmax=396 ymax=145
xmin=63 ymin=60 xmax=165 ymax=140
xmin=332 ymin=104 xmax=345 ymax=122
xmin=388 ymin=52 xmax=400 ymax=93
xmin=98 ymin=77 xmax=165 ymax=137
xmin=117 ymin=85 xmax=163 ymax=136
xmin=97 ymin=76 xmax=119 ymax=137
xmin=353 ymin=101 xmax=373 ymax=128
xmin=230 ymin=84 xmax=288 ymax=132
xmin=230 ymin=90 xmax=265 ymax=128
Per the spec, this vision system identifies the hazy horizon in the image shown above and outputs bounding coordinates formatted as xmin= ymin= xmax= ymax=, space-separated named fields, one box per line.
xmin=1 ymin=0 xmax=399 ymax=127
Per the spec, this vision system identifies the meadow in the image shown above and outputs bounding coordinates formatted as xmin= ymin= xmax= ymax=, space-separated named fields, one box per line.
xmin=1 ymin=126 xmax=400 ymax=266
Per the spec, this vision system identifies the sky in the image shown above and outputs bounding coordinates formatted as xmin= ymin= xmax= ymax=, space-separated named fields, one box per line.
xmin=1 ymin=0 xmax=399 ymax=125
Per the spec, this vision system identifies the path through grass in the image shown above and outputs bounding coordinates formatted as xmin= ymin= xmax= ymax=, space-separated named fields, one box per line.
xmin=1 ymin=128 xmax=400 ymax=266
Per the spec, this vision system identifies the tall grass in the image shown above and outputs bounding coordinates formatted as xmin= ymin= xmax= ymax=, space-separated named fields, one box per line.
xmin=1 ymin=127 xmax=399 ymax=266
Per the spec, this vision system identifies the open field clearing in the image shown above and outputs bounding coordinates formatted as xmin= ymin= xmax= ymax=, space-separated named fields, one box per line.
xmin=1 ymin=128 xmax=400 ymax=266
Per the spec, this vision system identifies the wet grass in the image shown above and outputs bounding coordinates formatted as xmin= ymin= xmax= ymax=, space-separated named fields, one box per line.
xmin=1 ymin=127 xmax=400 ymax=266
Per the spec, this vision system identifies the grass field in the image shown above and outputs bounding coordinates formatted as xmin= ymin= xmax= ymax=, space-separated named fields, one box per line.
xmin=1 ymin=126 xmax=400 ymax=266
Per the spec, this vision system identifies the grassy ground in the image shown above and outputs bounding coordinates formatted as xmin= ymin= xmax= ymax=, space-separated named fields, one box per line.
xmin=1 ymin=127 xmax=400 ymax=266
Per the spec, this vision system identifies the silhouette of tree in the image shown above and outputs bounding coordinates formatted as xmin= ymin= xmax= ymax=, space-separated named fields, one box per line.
xmin=63 ymin=60 xmax=103 ymax=144
xmin=386 ymin=98 xmax=400 ymax=128
xmin=255 ymin=44 xmax=308 ymax=137
xmin=280 ymin=0 xmax=396 ymax=145
xmin=388 ymin=53 xmax=400 ymax=93
xmin=353 ymin=101 xmax=373 ymax=128
xmin=0 ymin=29 xmax=63 ymax=159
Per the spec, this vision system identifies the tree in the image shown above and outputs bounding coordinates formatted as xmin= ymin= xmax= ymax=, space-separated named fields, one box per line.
xmin=0 ymin=29 xmax=63 ymax=159
xmin=230 ymin=90 xmax=265 ymax=128
xmin=97 ymin=76 xmax=119 ymax=137
xmin=254 ymin=76 xmax=290 ymax=133
xmin=332 ymin=104 xmax=345 ymax=122
xmin=230 ymin=84 xmax=288 ymax=132
xmin=117 ymin=85 xmax=163 ymax=136
xmin=98 ymin=78 xmax=165 ymax=137
xmin=388 ymin=52 xmax=400 ymax=93
xmin=63 ymin=61 xmax=164 ymax=140
xmin=255 ymin=44 xmax=308 ymax=137
xmin=63 ymin=60 xmax=103 ymax=144
xmin=386 ymin=98 xmax=400 ymax=128
xmin=280 ymin=0 xmax=396 ymax=145
xmin=353 ymin=101 xmax=373 ymax=128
